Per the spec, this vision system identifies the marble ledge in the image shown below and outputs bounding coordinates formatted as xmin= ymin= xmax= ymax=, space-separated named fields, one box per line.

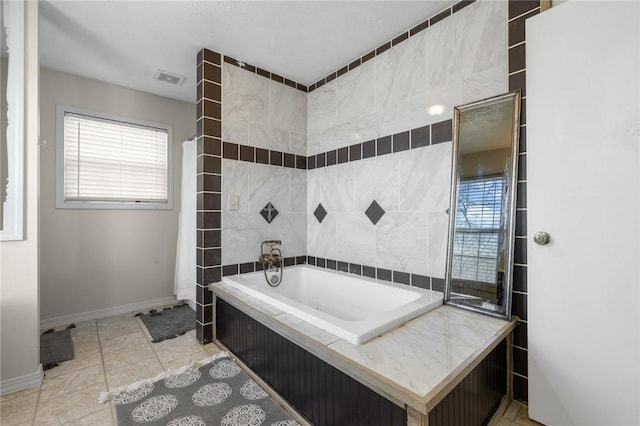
xmin=209 ymin=281 xmax=516 ymax=415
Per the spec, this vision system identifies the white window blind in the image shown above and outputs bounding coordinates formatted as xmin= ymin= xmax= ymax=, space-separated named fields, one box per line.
xmin=62 ymin=112 xmax=169 ymax=205
xmin=452 ymin=176 xmax=504 ymax=284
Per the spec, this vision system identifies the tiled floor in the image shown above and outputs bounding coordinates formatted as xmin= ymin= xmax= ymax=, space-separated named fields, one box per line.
xmin=1 ymin=311 xmax=543 ymax=426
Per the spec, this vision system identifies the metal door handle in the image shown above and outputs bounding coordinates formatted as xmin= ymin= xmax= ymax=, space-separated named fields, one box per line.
xmin=533 ymin=231 xmax=551 ymax=245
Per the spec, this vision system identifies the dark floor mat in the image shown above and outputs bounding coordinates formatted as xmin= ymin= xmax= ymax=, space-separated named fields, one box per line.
xmin=140 ymin=305 xmax=195 ymax=343
xmin=40 ymin=329 xmax=75 ymax=370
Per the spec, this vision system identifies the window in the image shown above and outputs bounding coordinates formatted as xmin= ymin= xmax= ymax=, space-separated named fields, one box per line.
xmin=56 ymin=106 xmax=172 ymax=209
xmin=451 ymin=176 xmax=504 ymax=283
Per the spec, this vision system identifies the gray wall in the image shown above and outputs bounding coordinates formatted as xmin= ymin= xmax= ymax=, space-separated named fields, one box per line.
xmin=39 ymin=67 xmax=195 ymax=322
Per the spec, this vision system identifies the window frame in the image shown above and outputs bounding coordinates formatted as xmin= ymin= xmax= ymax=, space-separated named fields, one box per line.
xmin=55 ymin=105 xmax=174 ymax=210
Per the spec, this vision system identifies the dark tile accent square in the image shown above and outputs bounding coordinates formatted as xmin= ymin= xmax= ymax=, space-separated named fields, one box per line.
xmin=307 ymin=83 xmax=316 ymax=92
xmin=509 ymin=43 xmax=526 ymax=73
xmin=254 ymin=261 xmax=264 ymax=271
xmin=314 ymin=204 xmax=327 ymax=223
xmin=376 ymin=41 xmax=391 ymax=55
xmin=284 ymin=257 xmax=295 ymax=267
xmin=521 ymin=98 xmax=527 ymax=125
xmin=296 ymin=83 xmax=307 ymax=92
xmin=198 ymin=193 xmax=221 ymax=210
xmin=296 ymin=155 xmax=306 ymax=170
xmin=377 ymin=268 xmax=392 ymax=282
xmin=271 ymin=73 xmax=284 ymax=84
xmin=348 ymin=58 xmax=361 ymax=71
xmin=519 ymin=125 xmax=527 ymax=153
xmin=204 ymin=230 xmax=221 ymax=248
xmin=316 ymin=258 xmax=326 ymax=268
xmin=326 ymin=150 xmax=337 ymax=166
xmin=284 ymin=153 xmax=295 ymax=168
xmin=200 ymin=323 xmax=213 ymax=344
xmin=409 ymin=19 xmax=429 ymax=36
xmin=432 ymin=119 xmax=453 ymax=144
xmin=223 ymin=142 xmax=239 ymax=160
xmin=198 ymin=174 xmax=221 ymax=192
xmin=239 ymin=145 xmax=254 ymax=162
xmin=255 ymin=148 xmax=270 ymax=165
xmin=196 ymin=284 xmax=213 ymax=305
xmin=432 ymin=278 xmax=445 ymax=292
xmin=315 ymin=79 xmax=325 ymax=89
xmin=392 ymin=131 xmax=410 ymax=153
xmin=518 ymin=153 xmax=527 ymax=181
xmin=197 ymin=64 xmax=203 ymax=85
xmin=349 ymin=263 xmax=362 ymax=275
xmin=337 ymin=65 xmax=349 ymax=78
xmin=513 ymin=346 xmax=528 ymax=376
xmin=363 ymin=266 xmax=376 ymax=279
xmin=200 ymin=211 xmax=221 ymax=229
xmin=326 ymin=72 xmax=337 ymax=83
xmin=197 ymin=230 xmax=203 ymax=248
xmin=196 ymin=303 xmax=212 ymax=324
xmin=223 ymin=55 xmax=237 ymax=65
xmin=393 ymin=271 xmax=410 ymax=285
xmin=412 ymin=274 xmax=430 ymax=289
xmin=509 ymin=71 xmax=526 ymax=96
xmin=223 ymin=264 xmax=238 ymax=277
xmin=202 ymin=99 xmax=221 ymax=119
xmin=514 ymin=237 xmax=527 ymax=264
xmin=203 ymin=49 xmax=221 ymax=65
xmin=196 ymin=266 xmax=204 ymax=284
xmin=306 ymin=256 xmax=316 ymax=266
xmin=513 ymin=265 xmax=527 ymax=293
xmin=514 ymin=320 xmax=528 ymax=348
xmin=430 ymin=8 xmax=451 ymax=25
xmin=203 ymin=62 xmax=221 ymax=82
xmin=260 ymin=202 xmax=279 ymax=223
xmin=243 ymin=64 xmax=256 ymax=74
xmin=204 ymin=249 xmax=221 ymax=267
xmin=203 ymin=118 xmax=222 ymax=138
xmin=513 ymin=374 xmax=528 ymax=403
xmin=362 ymin=50 xmax=376 ymax=64
xmin=200 ymin=81 xmax=221 ymax=102
xmin=284 ymin=78 xmax=297 ymax=89
xmin=365 ymin=200 xmax=386 ymax=225
xmin=295 ymin=256 xmax=306 ymax=265
xmin=517 ymin=182 xmax=527 ymax=208
xmin=307 ymin=155 xmax=316 ymax=170
xmin=508 ymin=9 xmax=538 ymax=46
xmin=509 ymin=0 xmax=539 ymax=20
xmin=349 ymin=144 xmax=362 ymax=161
xmin=452 ymin=0 xmax=475 ymax=13
xmin=270 ymin=150 xmax=283 ymax=166
xmin=362 ymin=140 xmax=376 ymax=159
xmin=256 ymin=67 xmax=270 ymax=79
xmin=392 ymin=32 xmax=409 ymax=46
xmin=197 ymin=249 xmax=204 ymax=267
xmin=376 ymin=136 xmax=392 ymax=156
xmin=202 ymin=137 xmax=221 ymax=156
xmin=338 ymin=261 xmax=349 ymax=273
xmin=239 ymin=262 xmax=255 ymax=274
xmin=411 ymin=125 xmax=431 ymax=148
xmin=316 ymin=152 xmax=326 ymax=168
xmin=326 ymin=259 xmax=337 ymax=270
xmin=512 ymin=292 xmax=527 ymax=321
xmin=338 ymin=147 xmax=349 ymax=164
xmin=516 ymin=210 xmax=527 ymax=237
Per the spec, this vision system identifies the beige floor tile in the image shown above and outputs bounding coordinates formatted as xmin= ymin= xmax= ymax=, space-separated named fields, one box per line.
xmin=73 ymin=336 xmax=101 ymax=354
xmin=71 ymin=325 xmax=99 ymax=342
xmin=40 ymin=364 xmax=106 ymax=401
xmin=102 ymin=343 xmax=156 ymax=371
xmin=151 ymin=334 xmax=204 ymax=364
xmin=97 ymin=321 xmax=142 ymax=340
xmin=204 ymin=341 xmax=222 ymax=355
xmin=72 ymin=319 xmax=98 ymax=329
xmin=105 ymin=357 xmax=164 ymax=390
xmin=34 ymin=384 xmax=104 ymax=425
xmin=100 ymin=331 xmax=147 ymax=354
xmin=160 ymin=349 xmax=212 ymax=370
xmin=45 ymin=349 xmax=102 ymax=379
xmin=0 ymin=390 xmax=39 ymax=425
xmin=503 ymin=401 xmax=521 ymax=420
xmin=0 ymin=386 xmax=39 ymax=403
xmin=63 ymin=404 xmax=114 ymax=425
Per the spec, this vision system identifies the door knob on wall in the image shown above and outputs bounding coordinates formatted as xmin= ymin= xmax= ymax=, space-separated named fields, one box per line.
xmin=533 ymin=231 xmax=551 ymax=245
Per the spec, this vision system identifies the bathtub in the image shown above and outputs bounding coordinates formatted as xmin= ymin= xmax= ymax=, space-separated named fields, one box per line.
xmin=219 ymin=265 xmax=443 ymax=344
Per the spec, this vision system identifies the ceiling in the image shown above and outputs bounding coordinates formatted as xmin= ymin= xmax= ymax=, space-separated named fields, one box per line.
xmin=39 ymin=1 xmax=457 ymax=104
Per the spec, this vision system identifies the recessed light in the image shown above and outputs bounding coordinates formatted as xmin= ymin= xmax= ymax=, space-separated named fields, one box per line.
xmin=154 ymin=70 xmax=185 ymax=86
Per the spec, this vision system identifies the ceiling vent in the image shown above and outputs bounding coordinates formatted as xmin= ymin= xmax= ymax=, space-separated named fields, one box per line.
xmin=153 ymin=70 xmax=185 ymax=86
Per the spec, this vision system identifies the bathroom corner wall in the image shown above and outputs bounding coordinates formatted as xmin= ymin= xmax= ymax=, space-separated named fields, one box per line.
xmin=220 ymin=62 xmax=308 ymax=272
xmin=305 ymin=0 xmax=508 ymax=289
xmin=195 ymin=49 xmax=223 ymax=344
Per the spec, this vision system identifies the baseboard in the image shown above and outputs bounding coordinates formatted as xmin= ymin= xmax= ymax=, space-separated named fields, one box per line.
xmin=40 ymin=296 xmax=178 ymax=330
xmin=0 ymin=364 xmax=43 ymax=396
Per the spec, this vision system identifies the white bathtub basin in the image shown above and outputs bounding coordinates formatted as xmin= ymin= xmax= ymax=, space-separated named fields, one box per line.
xmin=218 ymin=265 xmax=443 ymax=344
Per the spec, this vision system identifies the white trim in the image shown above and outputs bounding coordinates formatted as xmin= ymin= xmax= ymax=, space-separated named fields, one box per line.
xmin=0 ymin=365 xmax=43 ymax=396
xmin=40 ymin=296 xmax=178 ymax=330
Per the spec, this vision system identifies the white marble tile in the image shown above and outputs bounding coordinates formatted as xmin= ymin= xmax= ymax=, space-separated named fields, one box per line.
xmin=460 ymin=64 xmax=509 ymax=104
xmin=375 ymin=212 xmax=429 ymax=275
xmin=336 ymin=213 xmax=376 ymax=266
xmin=289 ymin=132 xmax=307 ymax=156
xmin=222 ymin=212 xmax=268 ymax=265
xmin=222 ymin=114 xmax=249 ymax=145
xmin=289 ymin=169 xmax=307 ymax=213
xmin=223 ymin=64 xmax=269 ymax=125
xmin=248 ymin=122 xmax=290 ymax=152
xmin=307 ymin=81 xmax=337 ymax=136
xmin=354 ymin=154 xmax=399 ymax=213
xmin=269 ymin=80 xmax=307 ymax=135
xmin=223 ymin=159 xmax=249 ymax=212
xmin=376 ymin=31 xmax=427 ymax=110
xmin=428 ymin=211 xmax=450 ymax=279
xmin=355 ymin=105 xmax=398 ymax=142
xmin=398 ymin=143 xmax=452 ymax=213
xmin=306 ymin=212 xmax=337 ymax=260
xmin=426 ymin=0 xmax=507 ymax=89
xmin=337 ymin=59 xmax=376 ymax=123
xmin=307 ymin=164 xmax=354 ymax=213
xmin=398 ymin=82 xmax=460 ymax=132
xmin=316 ymin=120 xmax=357 ymax=153
xmin=248 ymin=163 xmax=290 ymax=214
xmin=269 ymin=213 xmax=307 ymax=257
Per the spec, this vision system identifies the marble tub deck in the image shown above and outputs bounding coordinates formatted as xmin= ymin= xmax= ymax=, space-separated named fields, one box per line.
xmin=211 ymin=281 xmax=517 ymax=416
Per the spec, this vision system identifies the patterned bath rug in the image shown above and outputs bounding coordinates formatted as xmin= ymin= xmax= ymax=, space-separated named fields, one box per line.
xmin=40 ymin=326 xmax=75 ymax=370
xmin=138 ymin=304 xmax=195 ymax=343
xmin=100 ymin=352 xmax=300 ymax=426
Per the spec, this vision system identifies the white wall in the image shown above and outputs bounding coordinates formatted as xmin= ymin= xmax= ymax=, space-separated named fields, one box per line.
xmin=39 ymin=68 xmax=195 ymax=323
xmin=0 ymin=0 xmax=41 ymax=390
